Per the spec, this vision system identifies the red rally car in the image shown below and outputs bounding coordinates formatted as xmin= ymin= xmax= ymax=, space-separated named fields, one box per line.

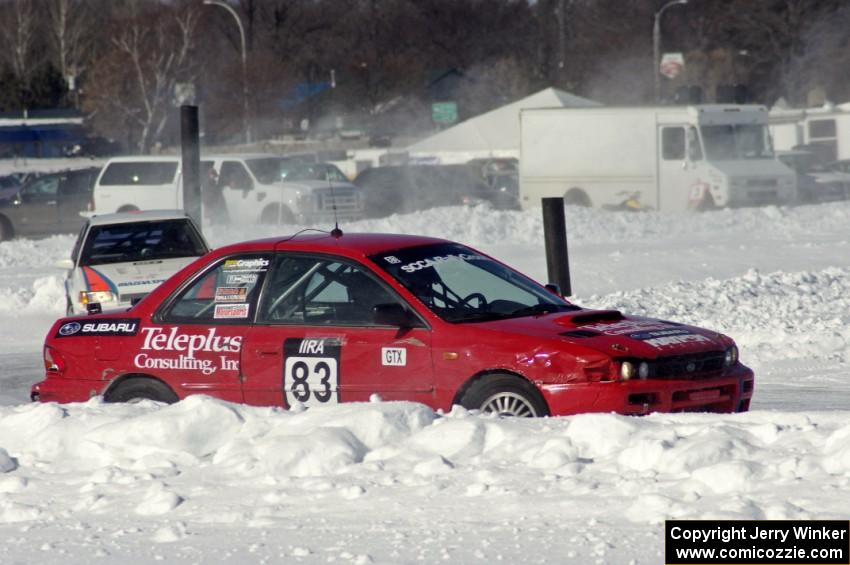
xmin=33 ymin=232 xmax=754 ymax=416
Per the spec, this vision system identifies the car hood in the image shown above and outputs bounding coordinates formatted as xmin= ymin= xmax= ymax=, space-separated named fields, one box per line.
xmin=78 ymin=256 xmax=199 ymax=299
xmin=472 ymin=309 xmax=728 ymax=358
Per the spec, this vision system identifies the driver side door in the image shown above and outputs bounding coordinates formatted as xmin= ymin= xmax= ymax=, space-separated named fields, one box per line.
xmin=13 ymin=175 xmax=61 ymax=235
xmin=240 ymin=253 xmax=434 ymax=408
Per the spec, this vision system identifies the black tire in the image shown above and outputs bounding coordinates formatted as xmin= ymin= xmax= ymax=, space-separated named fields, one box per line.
xmin=459 ymin=373 xmax=549 ymax=417
xmin=117 ymin=205 xmax=139 ymax=213
xmin=695 ymin=193 xmax=716 ymax=212
xmin=563 ymin=188 xmax=591 ymax=207
xmin=0 ymin=215 xmax=13 ymax=242
xmin=259 ymin=204 xmax=295 ymax=225
xmin=105 ymin=377 xmax=179 ymax=404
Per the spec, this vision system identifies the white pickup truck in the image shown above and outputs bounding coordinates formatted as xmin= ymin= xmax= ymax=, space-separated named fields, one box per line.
xmin=90 ymin=153 xmax=364 ymax=225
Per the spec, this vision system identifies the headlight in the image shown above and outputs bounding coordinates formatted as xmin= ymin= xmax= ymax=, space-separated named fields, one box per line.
xmin=724 ymin=345 xmax=739 ymax=367
xmin=79 ymin=291 xmax=116 ymax=305
xmin=638 ymin=361 xmax=649 ymax=379
xmin=620 ymin=361 xmax=635 ymax=381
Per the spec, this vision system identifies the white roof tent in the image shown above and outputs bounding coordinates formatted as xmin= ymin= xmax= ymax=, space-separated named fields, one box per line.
xmin=407 ymin=88 xmax=601 ymax=163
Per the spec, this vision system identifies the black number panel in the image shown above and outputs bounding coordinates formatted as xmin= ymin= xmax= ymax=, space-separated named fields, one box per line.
xmin=282 ymin=338 xmax=341 ymax=408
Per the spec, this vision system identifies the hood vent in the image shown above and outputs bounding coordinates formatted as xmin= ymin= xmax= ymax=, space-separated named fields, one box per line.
xmin=560 ymin=330 xmax=601 ymax=338
xmin=569 ymin=310 xmax=624 ymax=325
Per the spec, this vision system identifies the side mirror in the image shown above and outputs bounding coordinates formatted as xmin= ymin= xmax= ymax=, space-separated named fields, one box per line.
xmin=54 ymin=258 xmax=74 ymax=269
xmin=373 ymin=303 xmax=416 ymax=327
xmin=544 ymin=283 xmax=562 ymax=297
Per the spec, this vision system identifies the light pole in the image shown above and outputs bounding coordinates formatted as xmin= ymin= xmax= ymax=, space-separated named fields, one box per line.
xmin=653 ymin=0 xmax=687 ymax=102
xmin=203 ymin=0 xmax=251 ymax=144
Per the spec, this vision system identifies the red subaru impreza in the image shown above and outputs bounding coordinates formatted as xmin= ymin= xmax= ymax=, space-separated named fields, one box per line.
xmin=33 ymin=232 xmax=753 ymax=416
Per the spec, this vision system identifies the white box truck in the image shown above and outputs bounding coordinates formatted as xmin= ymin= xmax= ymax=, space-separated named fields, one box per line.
xmin=520 ymin=105 xmax=797 ymax=212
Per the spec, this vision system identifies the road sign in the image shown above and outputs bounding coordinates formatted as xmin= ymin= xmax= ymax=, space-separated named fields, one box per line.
xmin=660 ymin=52 xmax=685 ymax=79
xmin=432 ymin=102 xmax=458 ymax=125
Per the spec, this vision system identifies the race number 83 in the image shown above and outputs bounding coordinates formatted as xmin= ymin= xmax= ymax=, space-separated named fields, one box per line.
xmin=284 ymin=356 xmax=339 ymax=407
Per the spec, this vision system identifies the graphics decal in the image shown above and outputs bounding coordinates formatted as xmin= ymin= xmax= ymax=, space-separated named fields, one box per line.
xmin=225 ymin=273 xmax=258 ymax=285
xmin=581 ymin=320 xmax=712 ymax=350
xmin=222 ymin=258 xmax=269 ymax=272
xmin=283 ymin=338 xmax=341 ymax=408
xmin=214 ymin=287 xmax=248 ymax=303
xmin=133 ymin=327 xmax=242 ymax=375
xmin=214 ymin=303 xmax=250 ymax=319
xmin=55 ymin=318 xmax=140 ymax=338
xmin=629 ymin=328 xmax=711 ymax=349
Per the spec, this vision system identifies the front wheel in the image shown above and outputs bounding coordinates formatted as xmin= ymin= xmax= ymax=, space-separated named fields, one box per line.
xmin=459 ymin=373 xmax=549 ymax=417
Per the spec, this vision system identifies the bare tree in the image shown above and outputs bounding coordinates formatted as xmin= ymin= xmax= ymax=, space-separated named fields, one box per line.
xmin=1 ymin=0 xmax=38 ymax=83
xmin=85 ymin=1 xmax=200 ymax=153
xmin=46 ymin=0 xmax=93 ymax=84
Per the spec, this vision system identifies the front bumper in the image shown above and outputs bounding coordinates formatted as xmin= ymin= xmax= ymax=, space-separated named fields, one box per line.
xmin=541 ymin=366 xmax=754 ymax=415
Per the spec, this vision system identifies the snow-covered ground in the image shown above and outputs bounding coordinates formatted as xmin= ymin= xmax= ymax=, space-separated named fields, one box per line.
xmin=1 ymin=200 xmax=849 ymax=563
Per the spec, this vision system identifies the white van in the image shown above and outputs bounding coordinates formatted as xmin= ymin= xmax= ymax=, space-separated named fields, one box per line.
xmin=520 ymin=105 xmax=797 ymax=211
xmin=91 ymin=154 xmax=364 ymax=224
xmin=91 ymin=156 xmax=182 ymax=213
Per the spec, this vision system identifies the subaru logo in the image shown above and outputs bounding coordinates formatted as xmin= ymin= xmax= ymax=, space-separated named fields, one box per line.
xmin=686 ymin=362 xmax=697 ymax=372
xmin=58 ymin=322 xmax=82 ymax=336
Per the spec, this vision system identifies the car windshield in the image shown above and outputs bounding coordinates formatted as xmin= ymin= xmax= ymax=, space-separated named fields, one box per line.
xmin=80 ymin=219 xmax=208 ymax=266
xmin=244 ymin=157 xmax=290 ymax=184
xmin=369 ymin=243 xmax=578 ymax=323
xmin=700 ymin=124 xmax=774 ymax=160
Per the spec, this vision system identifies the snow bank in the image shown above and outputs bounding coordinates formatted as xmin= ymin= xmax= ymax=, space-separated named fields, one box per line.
xmin=1 ymin=397 xmax=847 ymax=531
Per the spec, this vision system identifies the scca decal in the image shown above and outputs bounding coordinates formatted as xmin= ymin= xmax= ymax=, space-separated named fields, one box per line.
xmin=55 ymin=318 xmax=140 ymax=338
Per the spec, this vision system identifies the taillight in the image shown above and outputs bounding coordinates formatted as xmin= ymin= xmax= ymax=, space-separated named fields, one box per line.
xmin=44 ymin=346 xmax=66 ymax=375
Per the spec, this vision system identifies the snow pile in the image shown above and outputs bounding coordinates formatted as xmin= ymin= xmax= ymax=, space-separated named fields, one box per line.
xmin=0 ymin=276 xmax=65 ymax=315
xmin=0 ymin=397 xmax=848 ymax=561
xmin=587 ymin=266 xmax=850 ymax=366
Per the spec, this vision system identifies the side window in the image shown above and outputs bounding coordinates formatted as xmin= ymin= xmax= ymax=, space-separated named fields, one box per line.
xmin=220 ymin=162 xmax=254 ymax=191
xmin=662 ymin=127 xmax=685 ymax=160
xmin=59 ymin=171 xmax=94 ymax=197
xmin=259 ymin=255 xmax=402 ymax=326
xmin=22 ymin=176 xmax=60 ymax=199
xmin=162 ymin=254 xmax=271 ymax=323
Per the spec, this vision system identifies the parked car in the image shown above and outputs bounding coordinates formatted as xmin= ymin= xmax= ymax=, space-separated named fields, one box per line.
xmin=57 ymin=210 xmax=209 ymax=315
xmin=777 ymin=150 xmax=849 ymax=203
xmin=34 ymin=232 xmax=753 ymax=415
xmin=353 ymin=165 xmax=518 ymax=218
xmin=91 ymin=154 xmax=364 ymax=225
xmin=205 ymin=154 xmax=364 ymax=224
xmin=0 ymin=167 xmax=100 ymax=241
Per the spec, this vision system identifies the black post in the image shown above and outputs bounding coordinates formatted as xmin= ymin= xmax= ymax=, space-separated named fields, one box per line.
xmin=542 ymin=197 xmax=572 ymax=296
xmin=180 ymin=105 xmax=202 ymax=230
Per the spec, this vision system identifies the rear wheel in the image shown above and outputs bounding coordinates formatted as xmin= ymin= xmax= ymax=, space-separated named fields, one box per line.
xmin=117 ymin=205 xmax=139 ymax=213
xmin=695 ymin=193 xmax=716 ymax=212
xmin=105 ymin=377 xmax=178 ymax=404
xmin=459 ymin=373 xmax=549 ymax=417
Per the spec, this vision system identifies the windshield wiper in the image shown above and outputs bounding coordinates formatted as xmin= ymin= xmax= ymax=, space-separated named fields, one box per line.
xmin=507 ymin=303 xmax=575 ymax=319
